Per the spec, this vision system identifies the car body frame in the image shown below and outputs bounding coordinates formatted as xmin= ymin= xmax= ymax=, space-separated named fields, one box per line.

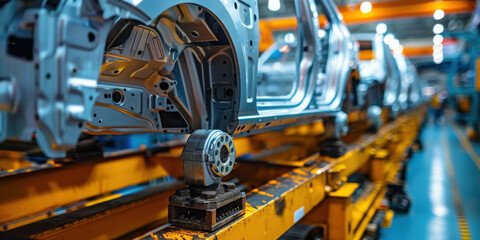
xmin=0 ymin=0 xmax=358 ymax=157
xmin=353 ymin=33 xmax=403 ymax=112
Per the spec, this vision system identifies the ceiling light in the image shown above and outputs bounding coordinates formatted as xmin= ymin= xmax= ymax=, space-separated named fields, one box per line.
xmin=433 ymin=51 xmax=443 ymax=59
xmin=384 ymin=33 xmax=394 ymax=45
xmin=433 ymin=9 xmax=445 ymax=20
xmin=433 ymin=53 xmax=443 ymax=60
xmin=376 ymin=23 xmax=387 ymax=34
xmin=434 ymin=55 xmax=443 ymax=64
xmin=268 ymin=0 xmax=281 ymax=11
xmin=318 ymin=29 xmax=326 ymax=38
xmin=433 ymin=43 xmax=443 ymax=52
xmin=433 ymin=34 xmax=444 ymax=44
xmin=284 ymin=32 xmax=295 ymax=43
xmin=132 ymin=0 xmax=143 ymax=5
xmin=394 ymin=45 xmax=403 ymax=55
xmin=389 ymin=39 xmax=400 ymax=50
xmin=360 ymin=1 xmax=372 ymax=13
xmin=433 ymin=24 xmax=444 ymax=34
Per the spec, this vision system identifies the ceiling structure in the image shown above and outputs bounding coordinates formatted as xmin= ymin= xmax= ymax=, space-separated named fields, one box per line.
xmin=257 ymin=0 xmax=476 ymax=48
xmin=332 ymin=0 xmax=477 ymax=72
xmin=331 ymin=0 xmax=477 ymax=86
xmin=332 ymin=0 xmax=476 ymax=47
xmin=347 ymin=13 xmax=472 ymax=41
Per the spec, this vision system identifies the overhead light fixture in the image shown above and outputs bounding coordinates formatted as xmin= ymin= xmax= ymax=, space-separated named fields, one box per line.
xmin=423 ymin=87 xmax=435 ymax=96
xmin=389 ymin=39 xmax=400 ymax=50
xmin=132 ymin=0 xmax=143 ymax=5
xmin=433 ymin=51 xmax=443 ymax=58
xmin=433 ymin=24 xmax=444 ymax=34
xmin=433 ymin=43 xmax=443 ymax=52
xmin=360 ymin=1 xmax=372 ymax=13
xmin=434 ymin=55 xmax=444 ymax=64
xmin=433 ymin=34 xmax=444 ymax=44
xmin=376 ymin=23 xmax=387 ymax=34
xmin=268 ymin=0 xmax=281 ymax=12
xmin=394 ymin=45 xmax=403 ymax=55
xmin=384 ymin=33 xmax=395 ymax=45
xmin=433 ymin=39 xmax=444 ymax=64
xmin=284 ymin=32 xmax=295 ymax=43
xmin=318 ymin=29 xmax=326 ymax=38
xmin=433 ymin=9 xmax=445 ymax=20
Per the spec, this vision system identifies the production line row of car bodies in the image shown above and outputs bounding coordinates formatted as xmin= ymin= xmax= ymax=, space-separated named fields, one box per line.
xmin=0 ymin=0 xmax=425 ymax=161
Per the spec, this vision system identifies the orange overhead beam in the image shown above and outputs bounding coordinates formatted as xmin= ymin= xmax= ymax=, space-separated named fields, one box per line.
xmin=359 ymin=50 xmax=375 ymax=60
xmin=258 ymin=15 xmax=328 ymax=52
xmin=402 ymin=46 xmax=433 ymax=57
xmin=259 ymin=17 xmax=297 ymax=53
xmin=339 ymin=0 xmax=476 ymax=25
xmin=258 ymin=0 xmax=475 ymax=52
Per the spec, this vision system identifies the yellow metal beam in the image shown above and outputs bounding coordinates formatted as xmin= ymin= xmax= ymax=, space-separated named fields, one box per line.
xmin=0 ymin=150 xmax=33 ymax=171
xmin=8 ymin=182 xmax=181 ymax=240
xmin=144 ymin=160 xmax=331 ymax=240
xmin=0 ymin=152 xmax=178 ymax=228
xmin=139 ymin=107 xmax=427 ymax=240
xmin=351 ymin=184 xmax=387 ymax=240
xmin=1 ymin=106 xmax=426 ymax=239
xmin=403 ymin=46 xmax=433 ymax=58
xmin=300 ymin=183 xmax=358 ymax=239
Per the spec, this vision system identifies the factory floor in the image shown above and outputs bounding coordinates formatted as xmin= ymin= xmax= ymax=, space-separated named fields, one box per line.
xmin=381 ymin=115 xmax=480 ymax=240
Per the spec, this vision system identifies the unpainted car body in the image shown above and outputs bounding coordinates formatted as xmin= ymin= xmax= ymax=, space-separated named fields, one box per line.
xmin=0 ymin=0 xmax=358 ymax=157
xmin=353 ymin=33 xmax=402 ymax=113
xmin=394 ymin=53 xmax=425 ymax=109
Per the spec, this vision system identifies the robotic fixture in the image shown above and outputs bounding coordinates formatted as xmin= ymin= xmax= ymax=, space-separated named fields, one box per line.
xmin=169 ymin=130 xmax=245 ymax=231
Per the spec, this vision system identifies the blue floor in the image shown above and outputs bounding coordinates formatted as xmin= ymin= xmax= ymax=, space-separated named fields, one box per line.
xmin=381 ymin=117 xmax=480 ymax=240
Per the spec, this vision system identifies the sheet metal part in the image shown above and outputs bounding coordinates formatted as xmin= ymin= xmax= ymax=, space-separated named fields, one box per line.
xmin=0 ymin=0 xmax=113 ymax=157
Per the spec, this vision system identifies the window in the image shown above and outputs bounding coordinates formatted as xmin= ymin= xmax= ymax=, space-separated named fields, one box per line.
xmin=358 ymin=40 xmax=374 ymax=60
xmin=257 ymin=0 xmax=299 ymax=98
